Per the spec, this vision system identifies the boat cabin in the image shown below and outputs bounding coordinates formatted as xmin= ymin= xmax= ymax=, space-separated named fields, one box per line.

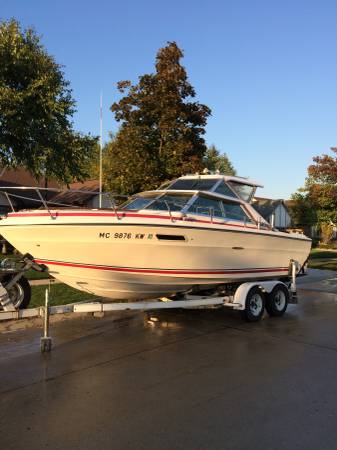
xmin=121 ymin=175 xmax=270 ymax=228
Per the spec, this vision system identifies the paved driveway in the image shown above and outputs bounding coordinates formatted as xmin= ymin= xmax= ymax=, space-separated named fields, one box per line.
xmin=1 ymin=269 xmax=337 ymax=450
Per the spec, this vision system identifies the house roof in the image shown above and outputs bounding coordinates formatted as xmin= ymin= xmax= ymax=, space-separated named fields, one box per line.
xmin=0 ymin=167 xmax=64 ymax=209
xmin=50 ymin=180 xmax=100 ymax=206
xmin=252 ymin=197 xmax=289 ymax=219
xmin=0 ymin=167 xmax=62 ymax=188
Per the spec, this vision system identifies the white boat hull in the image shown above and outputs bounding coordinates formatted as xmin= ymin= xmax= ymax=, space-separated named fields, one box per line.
xmin=0 ymin=210 xmax=312 ymax=300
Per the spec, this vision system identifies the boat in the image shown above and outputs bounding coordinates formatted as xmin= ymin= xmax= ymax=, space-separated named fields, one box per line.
xmin=0 ymin=174 xmax=312 ymax=300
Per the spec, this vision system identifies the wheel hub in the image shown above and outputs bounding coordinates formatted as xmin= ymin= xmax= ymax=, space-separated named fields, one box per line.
xmin=274 ymin=291 xmax=286 ymax=310
xmin=8 ymin=283 xmax=25 ymax=309
xmin=250 ymin=294 xmax=263 ymax=316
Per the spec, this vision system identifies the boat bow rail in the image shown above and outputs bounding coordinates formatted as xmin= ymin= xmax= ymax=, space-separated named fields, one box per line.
xmin=0 ymin=186 xmax=127 ymax=216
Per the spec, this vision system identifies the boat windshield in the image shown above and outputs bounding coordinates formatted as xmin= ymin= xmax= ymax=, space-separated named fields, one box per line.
xmin=121 ymin=193 xmax=192 ymax=212
xmin=121 ymin=195 xmax=157 ymax=211
xmin=145 ymin=194 xmax=192 ymax=212
xmin=166 ymin=178 xmax=217 ymax=191
xmin=227 ymin=182 xmax=255 ymax=202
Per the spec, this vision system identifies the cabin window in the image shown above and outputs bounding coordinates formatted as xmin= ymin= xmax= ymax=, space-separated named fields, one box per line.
xmin=214 ymin=181 xmax=238 ymax=198
xmin=168 ymin=178 xmax=217 ymax=191
xmin=187 ymin=196 xmax=223 ymax=218
xmin=227 ymin=182 xmax=255 ymax=202
xmin=187 ymin=196 xmax=253 ymax=223
xmin=146 ymin=194 xmax=192 ymax=212
xmin=221 ymin=202 xmax=253 ymax=223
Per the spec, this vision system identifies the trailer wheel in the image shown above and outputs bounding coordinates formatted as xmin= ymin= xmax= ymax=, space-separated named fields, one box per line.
xmin=266 ymin=284 xmax=289 ymax=317
xmin=241 ymin=286 xmax=265 ymax=322
xmin=6 ymin=276 xmax=31 ymax=310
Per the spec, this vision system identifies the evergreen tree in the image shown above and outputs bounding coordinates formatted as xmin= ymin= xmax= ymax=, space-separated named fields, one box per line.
xmin=203 ymin=145 xmax=236 ymax=175
xmin=107 ymin=42 xmax=211 ymax=194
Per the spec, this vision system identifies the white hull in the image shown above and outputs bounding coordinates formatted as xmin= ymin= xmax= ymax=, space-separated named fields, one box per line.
xmin=0 ymin=210 xmax=312 ymax=300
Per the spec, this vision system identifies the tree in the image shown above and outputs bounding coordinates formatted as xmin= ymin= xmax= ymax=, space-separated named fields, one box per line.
xmin=203 ymin=145 xmax=236 ymax=175
xmin=306 ymin=147 xmax=337 ymax=224
xmin=104 ymin=132 xmax=162 ymax=195
xmin=291 ymin=147 xmax=337 ymax=242
xmin=107 ymin=42 xmax=211 ymax=194
xmin=85 ymin=142 xmax=105 ymax=180
xmin=0 ymin=19 xmax=97 ymax=184
xmin=289 ymin=191 xmax=317 ymax=227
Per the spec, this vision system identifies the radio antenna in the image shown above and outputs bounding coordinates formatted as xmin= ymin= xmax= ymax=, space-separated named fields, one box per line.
xmin=99 ymin=92 xmax=103 ymax=208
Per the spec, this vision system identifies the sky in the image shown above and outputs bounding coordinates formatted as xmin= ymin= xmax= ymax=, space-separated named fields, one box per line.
xmin=1 ymin=0 xmax=337 ymax=198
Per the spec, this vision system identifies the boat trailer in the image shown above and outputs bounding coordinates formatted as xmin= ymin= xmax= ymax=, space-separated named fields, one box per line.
xmin=0 ymin=259 xmax=303 ymax=353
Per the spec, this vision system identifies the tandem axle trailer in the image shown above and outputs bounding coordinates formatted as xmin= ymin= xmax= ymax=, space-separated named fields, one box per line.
xmin=0 ymin=258 xmax=304 ymax=352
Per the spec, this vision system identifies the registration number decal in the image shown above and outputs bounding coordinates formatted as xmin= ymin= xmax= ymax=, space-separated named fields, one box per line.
xmin=98 ymin=232 xmax=153 ymax=240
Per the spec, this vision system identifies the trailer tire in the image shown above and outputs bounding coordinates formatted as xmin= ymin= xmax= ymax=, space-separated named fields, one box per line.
xmin=266 ymin=284 xmax=289 ymax=317
xmin=241 ymin=286 xmax=265 ymax=322
xmin=5 ymin=276 xmax=31 ymax=310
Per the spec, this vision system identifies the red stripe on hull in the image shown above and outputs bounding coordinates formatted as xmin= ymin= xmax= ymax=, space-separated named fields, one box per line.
xmin=35 ymin=259 xmax=288 ymax=276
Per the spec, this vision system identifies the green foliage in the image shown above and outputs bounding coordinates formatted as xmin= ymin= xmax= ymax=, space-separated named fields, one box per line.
xmin=291 ymin=148 xmax=337 ymax=242
xmin=289 ymin=191 xmax=317 ymax=226
xmin=0 ymin=19 xmax=97 ymax=184
xmin=85 ymin=142 xmax=105 ymax=180
xmin=203 ymin=145 xmax=236 ymax=175
xmin=320 ymin=223 xmax=334 ymax=245
xmin=305 ymin=148 xmax=337 ymax=225
xmin=104 ymin=133 xmax=162 ymax=195
xmin=106 ymin=42 xmax=211 ymax=194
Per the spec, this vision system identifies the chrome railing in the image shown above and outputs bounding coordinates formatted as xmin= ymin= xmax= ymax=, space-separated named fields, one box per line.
xmin=0 ymin=186 xmax=128 ymax=218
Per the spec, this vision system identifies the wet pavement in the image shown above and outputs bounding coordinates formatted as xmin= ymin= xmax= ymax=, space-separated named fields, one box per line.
xmin=0 ymin=269 xmax=337 ymax=450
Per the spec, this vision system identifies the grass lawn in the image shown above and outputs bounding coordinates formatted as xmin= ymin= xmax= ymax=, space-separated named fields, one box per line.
xmin=308 ymin=260 xmax=337 ymax=270
xmin=308 ymin=248 xmax=337 ymax=271
xmin=25 ymin=268 xmax=50 ymax=280
xmin=309 ymin=248 xmax=337 ymax=259
xmin=30 ymin=283 xmax=99 ymax=308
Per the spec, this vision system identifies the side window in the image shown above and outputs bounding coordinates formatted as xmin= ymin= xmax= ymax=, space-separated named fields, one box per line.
xmin=221 ymin=202 xmax=253 ymax=222
xmin=188 ymin=197 xmax=223 ymax=218
xmin=215 ymin=181 xmax=238 ymax=198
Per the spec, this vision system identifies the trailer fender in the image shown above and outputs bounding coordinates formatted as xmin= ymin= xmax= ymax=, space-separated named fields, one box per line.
xmin=232 ymin=280 xmax=288 ymax=310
